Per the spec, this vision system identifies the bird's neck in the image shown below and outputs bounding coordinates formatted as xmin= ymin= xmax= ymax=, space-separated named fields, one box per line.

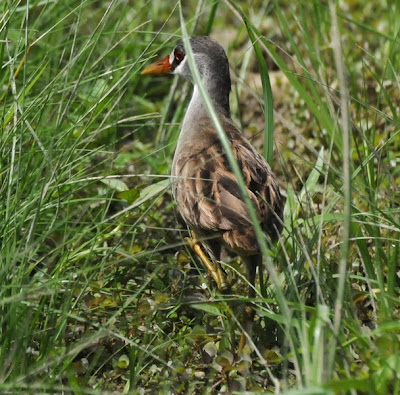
xmin=173 ymin=75 xmax=232 ymax=171
xmin=184 ymin=78 xmax=231 ymax=127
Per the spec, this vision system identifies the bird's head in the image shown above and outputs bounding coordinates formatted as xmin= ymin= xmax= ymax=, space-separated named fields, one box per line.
xmin=142 ymin=36 xmax=230 ymax=86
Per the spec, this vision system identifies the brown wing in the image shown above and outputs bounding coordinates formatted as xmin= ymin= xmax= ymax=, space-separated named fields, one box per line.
xmin=172 ymin=120 xmax=284 ymax=254
xmin=232 ymin=137 xmax=284 ymax=241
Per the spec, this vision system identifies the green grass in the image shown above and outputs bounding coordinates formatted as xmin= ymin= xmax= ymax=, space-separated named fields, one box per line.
xmin=1 ymin=0 xmax=399 ymax=393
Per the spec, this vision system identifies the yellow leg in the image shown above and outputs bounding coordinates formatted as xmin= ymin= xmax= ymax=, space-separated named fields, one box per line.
xmin=185 ymin=231 xmax=229 ymax=292
xmin=238 ymin=332 xmax=247 ymax=356
xmin=237 ymin=305 xmax=255 ymax=355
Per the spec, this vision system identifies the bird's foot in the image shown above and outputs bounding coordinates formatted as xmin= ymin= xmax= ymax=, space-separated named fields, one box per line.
xmin=185 ymin=231 xmax=230 ymax=292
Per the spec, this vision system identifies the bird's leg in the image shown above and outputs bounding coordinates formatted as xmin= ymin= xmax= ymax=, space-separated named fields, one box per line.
xmin=237 ymin=255 xmax=259 ymax=355
xmin=185 ymin=231 xmax=229 ymax=292
xmin=237 ymin=306 xmax=255 ymax=355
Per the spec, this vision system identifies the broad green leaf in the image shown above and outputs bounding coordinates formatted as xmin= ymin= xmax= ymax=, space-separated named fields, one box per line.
xmin=129 ymin=179 xmax=170 ymax=209
xmin=117 ymin=188 xmax=140 ymax=203
xmin=100 ymin=178 xmax=129 ymax=192
xmin=190 ymin=303 xmax=224 ymax=316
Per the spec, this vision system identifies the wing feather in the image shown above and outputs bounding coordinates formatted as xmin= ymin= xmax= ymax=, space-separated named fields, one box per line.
xmin=172 ymin=117 xmax=284 ymax=254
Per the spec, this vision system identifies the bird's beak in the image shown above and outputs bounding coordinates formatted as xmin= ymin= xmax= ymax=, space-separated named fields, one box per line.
xmin=141 ymin=55 xmax=171 ymax=75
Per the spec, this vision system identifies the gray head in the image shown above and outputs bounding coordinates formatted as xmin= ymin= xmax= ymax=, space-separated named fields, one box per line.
xmin=142 ymin=36 xmax=232 ymax=115
xmin=171 ymin=37 xmax=230 ymax=84
xmin=174 ymin=37 xmax=232 ymax=115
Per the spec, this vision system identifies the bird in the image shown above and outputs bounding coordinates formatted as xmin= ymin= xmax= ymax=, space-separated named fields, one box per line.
xmin=142 ymin=36 xmax=284 ymax=315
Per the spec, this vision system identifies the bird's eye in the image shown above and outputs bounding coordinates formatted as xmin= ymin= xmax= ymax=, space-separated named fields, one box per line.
xmin=174 ymin=49 xmax=185 ymax=62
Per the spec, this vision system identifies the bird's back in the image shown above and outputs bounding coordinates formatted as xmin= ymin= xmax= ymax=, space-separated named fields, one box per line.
xmin=172 ymin=114 xmax=284 ymax=258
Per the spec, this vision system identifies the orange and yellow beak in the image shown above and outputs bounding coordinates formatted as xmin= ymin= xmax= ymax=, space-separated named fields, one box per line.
xmin=141 ymin=55 xmax=171 ymax=75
